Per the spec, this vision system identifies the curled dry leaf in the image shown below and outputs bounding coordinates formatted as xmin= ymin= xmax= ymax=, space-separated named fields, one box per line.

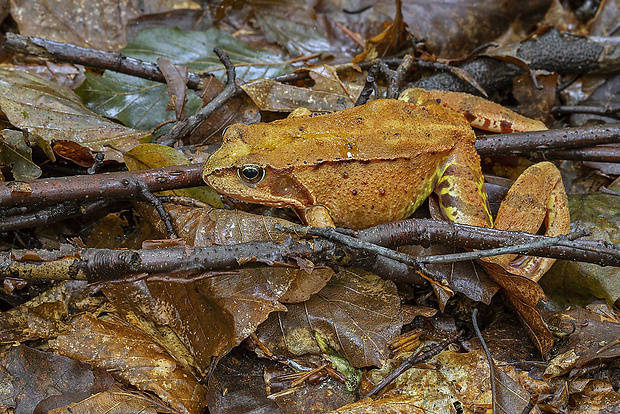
xmin=255 ymin=268 xmax=431 ymax=368
xmin=0 ymin=70 xmax=149 ymax=162
xmin=10 ymin=0 xmax=203 ymax=51
xmin=50 ymin=314 xmax=207 ymax=414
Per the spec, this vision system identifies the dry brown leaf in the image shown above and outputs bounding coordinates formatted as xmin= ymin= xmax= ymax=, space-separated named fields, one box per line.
xmin=0 ymin=344 xmax=113 ymax=414
xmin=102 ymin=267 xmax=293 ymax=372
xmin=48 ymin=383 xmax=170 ymax=414
xmin=241 ymin=79 xmax=354 ymax=113
xmin=50 ymin=314 xmax=208 ymax=414
xmin=9 ymin=0 xmax=202 ymax=51
xmin=189 ymin=75 xmax=260 ymax=145
xmin=255 ymin=268 xmax=426 ymax=368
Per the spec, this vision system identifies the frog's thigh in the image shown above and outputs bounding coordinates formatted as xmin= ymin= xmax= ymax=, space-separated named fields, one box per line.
xmin=403 ymin=88 xmax=547 ymax=133
xmin=303 ymin=205 xmax=336 ymax=227
xmin=435 ymin=143 xmax=493 ymax=228
xmin=492 ymin=161 xmax=570 ymax=280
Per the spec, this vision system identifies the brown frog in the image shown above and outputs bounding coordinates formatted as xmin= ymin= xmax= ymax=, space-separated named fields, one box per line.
xmin=203 ymin=88 xmax=570 ymax=280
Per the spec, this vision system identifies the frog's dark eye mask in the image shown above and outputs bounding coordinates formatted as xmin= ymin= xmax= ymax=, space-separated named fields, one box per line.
xmin=238 ymin=164 xmax=265 ymax=184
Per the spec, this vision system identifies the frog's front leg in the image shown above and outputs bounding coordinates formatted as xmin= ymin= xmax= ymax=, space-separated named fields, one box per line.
xmin=303 ymin=205 xmax=336 ymax=228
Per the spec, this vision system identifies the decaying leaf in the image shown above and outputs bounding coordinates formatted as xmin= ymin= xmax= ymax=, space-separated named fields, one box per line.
xmin=545 ymin=302 xmax=620 ymax=380
xmin=0 ymin=344 xmax=113 ymax=414
xmin=0 ymin=70 xmax=149 ymax=162
xmin=10 ymin=0 xmax=203 ymax=51
xmin=0 ymin=129 xmax=42 ymax=180
xmin=541 ymin=179 xmax=620 ymax=307
xmin=49 ymin=314 xmax=208 ymax=414
xmin=255 ymin=268 xmax=428 ymax=368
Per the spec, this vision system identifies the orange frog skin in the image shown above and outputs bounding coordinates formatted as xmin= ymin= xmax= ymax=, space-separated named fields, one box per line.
xmin=203 ymin=88 xmax=569 ymax=281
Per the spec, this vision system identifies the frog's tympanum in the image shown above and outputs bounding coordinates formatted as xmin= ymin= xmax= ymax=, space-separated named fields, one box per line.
xmin=203 ymin=88 xmax=570 ymax=281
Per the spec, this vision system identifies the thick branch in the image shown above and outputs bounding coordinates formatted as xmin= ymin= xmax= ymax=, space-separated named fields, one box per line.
xmin=1 ymin=220 xmax=617 ymax=283
xmin=413 ymin=29 xmax=619 ymax=94
xmin=3 ymin=33 xmax=203 ymax=90
xmin=0 ymin=164 xmax=203 ymax=208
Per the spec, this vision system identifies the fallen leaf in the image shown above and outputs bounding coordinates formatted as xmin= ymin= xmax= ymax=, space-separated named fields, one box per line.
xmin=50 ymin=314 xmax=208 ymax=414
xmin=10 ymin=0 xmax=203 ymax=51
xmin=124 ymin=143 xmax=222 ymax=207
xmin=0 ymin=344 xmax=113 ymax=414
xmin=0 ymin=70 xmax=149 ymax=162
xmin=0 ymin=129 xmax=42 ymax=180
xmin=256 ymin=268 xmax=422 ymax=368
xmin=76 ymin=27 xmax=290 ymax=133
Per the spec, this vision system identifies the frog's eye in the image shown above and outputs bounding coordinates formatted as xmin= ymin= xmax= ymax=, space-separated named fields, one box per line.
xmin=238 ymin=164 xmax=265 ymax=184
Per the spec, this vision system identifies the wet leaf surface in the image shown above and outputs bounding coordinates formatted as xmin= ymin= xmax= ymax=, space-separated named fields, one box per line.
xmin=256 ymin=268 xmax=426 ymax=368
xmin=0 ymin=344 xmax=113 ymax=414
xmin=0 ymin=129 xmax=41 ymax=180
xmin=10 ymin=0 xmax=202 ymax=51
xmin=76 ymin=27 xmax=289 ymax=133
xmin=49 ymin=314 xmax=208 ymax=414
xmin=0 ymin=69 xmax=149 ymax=162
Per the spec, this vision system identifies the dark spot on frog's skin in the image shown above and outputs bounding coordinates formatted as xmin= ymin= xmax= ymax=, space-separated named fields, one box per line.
xmin=371 ymin=205 xmax=375 ymax=209
xmin=299 ymin=126 xmax=304 ymax=132
xmin=352 ymin=189 xmax=357 ymax=195
xmin=355 ymin=117 xmax=363 ymax=123
xmin=342 ymin=172 xmax=349 ymax=179
xmin=395 ymin=132 xmax=399 ymax=136
xmin=435 ymin=98 xmax=442 ymax=103
xmin=303 ymin=161 xmax=307 ymax=165
xmin=463 ymin=111 xmax=476 ymax=123
xmin=500 ymin=120 xmax=513 ymax=133
xmin=379 ymin=188 xmax=386 ymax=195
xmin=362 ymin=181 xmax=367 ymax=185
xmin=317 ymin=158 xmax=323 ymax=162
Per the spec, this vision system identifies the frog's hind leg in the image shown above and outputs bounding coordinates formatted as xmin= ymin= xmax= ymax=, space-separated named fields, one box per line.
xmin=434 ymin=142 xmax=494 ymax=229
xmin=421 ymin=89 xmax=547 ymax=133
xmin=488 ymin=162 xmax=570 ymax=281
xmin=435 ymin=149 xmax=570 ymax=282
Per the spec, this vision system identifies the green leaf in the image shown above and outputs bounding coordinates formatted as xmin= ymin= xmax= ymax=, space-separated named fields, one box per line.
xmin=76 ymin=27 xmax=291 ymax=131
xmin=0 ymin=129 xmax=42 ymax=180
xmin=124 ymin=144 xmax=223 ymax=207
xmin=76 ymin=71 xmax=202 ymax=132
xmin=0 ymin=70 xmax=150 ymax=161
xmin=541 ymin=180 xmax=620 ymax=308
xmin=250 ymin=0 xmax=332 ymax=56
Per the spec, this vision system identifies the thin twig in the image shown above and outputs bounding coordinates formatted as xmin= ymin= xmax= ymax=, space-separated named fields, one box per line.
xmin=417 ymin=230 xmax=587 ymax=265
xmin=3 ymin=33 xmax=203 ymax=89
xmin=362 ymin=331 xmax=464 ymax=398
xmin=355 ymin=60 xmax=380 ymax=106
xmin=135 ymin=180 xmax=177 ymax=238
xmin=157 ymin=47 xmax=240 ymax=146
xmin=475 ymin=123 xmax=620 ymax=155
xmin=0 ymin=199 xmax=115 ymax=232
xmin=0 ymin=164 xmax=204 ymax=208
xmin=472 ymin=309 xmax=497 ymax=412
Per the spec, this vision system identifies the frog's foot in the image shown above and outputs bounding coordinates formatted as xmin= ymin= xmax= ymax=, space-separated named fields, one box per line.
xmin=303 ymin=205 xmax=336 ymax=228
xmin=481 ymin=161 xmax=570 ymax=281
xmin=400 ymin=88 xmax=547 ymax=133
